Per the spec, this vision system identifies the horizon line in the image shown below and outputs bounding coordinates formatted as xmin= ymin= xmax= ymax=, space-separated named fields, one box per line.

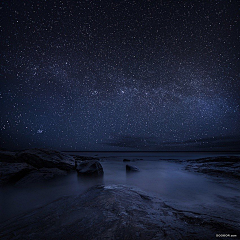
xmin=62 ymin=150 xmax=240 ymax=153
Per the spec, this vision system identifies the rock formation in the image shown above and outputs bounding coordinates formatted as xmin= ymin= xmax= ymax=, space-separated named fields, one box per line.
xmin=126 ymin=164 xmax=139 ymax=172
xmin=76 ymin=160 xmax=104 ymax=176
xmin=0 ymin=149 xmax=76 ymax=185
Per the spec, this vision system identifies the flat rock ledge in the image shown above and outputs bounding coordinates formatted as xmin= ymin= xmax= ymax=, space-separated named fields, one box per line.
xmin=178 ymin=156 xmax=240 ymax=180
xmin=0 ymin=149 xmax=99 ymax=186
xmin=0 ymin=185 xmax=239 ymax=240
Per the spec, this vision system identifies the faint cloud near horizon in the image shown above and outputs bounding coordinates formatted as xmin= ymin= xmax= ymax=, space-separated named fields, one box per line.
xmin=103 ymin=135 xmax=240 ymax=151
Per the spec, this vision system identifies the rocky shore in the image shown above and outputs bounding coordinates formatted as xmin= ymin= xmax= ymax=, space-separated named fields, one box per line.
xmin=0 ymin=149 xmax=101 ymax=186
xmin=1 ymin=150 xmax=239 ymax=239
xmin=167 ymin=156 xmax=240 ymax=181
xmin=1 ymin=184 xmax=239 ymax=240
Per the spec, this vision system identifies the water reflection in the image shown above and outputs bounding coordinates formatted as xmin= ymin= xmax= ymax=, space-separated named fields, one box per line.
xmin=77 ymin=174 xmax=104 ymax=188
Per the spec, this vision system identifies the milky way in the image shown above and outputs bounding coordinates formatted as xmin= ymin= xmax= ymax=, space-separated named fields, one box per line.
xmin=0 ymin=0 xmax=239 ymax=150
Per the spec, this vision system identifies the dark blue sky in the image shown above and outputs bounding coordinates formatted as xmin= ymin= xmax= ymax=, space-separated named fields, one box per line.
xmin=0 ymin=0 xmax=239 ymax=151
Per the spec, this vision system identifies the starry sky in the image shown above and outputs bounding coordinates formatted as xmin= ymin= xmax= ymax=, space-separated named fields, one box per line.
xmin=0 ymin=0 xmax=239 ymax=151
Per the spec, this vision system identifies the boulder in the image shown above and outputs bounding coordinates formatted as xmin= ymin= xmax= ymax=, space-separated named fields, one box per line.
xmin=76 ymin=160 xmax=103 ymax=175
xmin=16 ymin=149 xmax=75 ymax=171
xmin=126 ymin=164 xmax=139 ymax=172
xmin=0 ymin=162 xmax=35 ymax=185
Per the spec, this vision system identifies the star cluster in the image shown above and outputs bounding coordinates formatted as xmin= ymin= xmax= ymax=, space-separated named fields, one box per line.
xmin=0 ymin=0 xmax=239 ymax=150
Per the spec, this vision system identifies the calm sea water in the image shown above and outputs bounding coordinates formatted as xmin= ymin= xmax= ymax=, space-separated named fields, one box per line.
xmin=1 ymin=152 xmax=239 ymax=223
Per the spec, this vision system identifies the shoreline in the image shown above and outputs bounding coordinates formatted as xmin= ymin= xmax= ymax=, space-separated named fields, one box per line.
xmin=0 ymin=149 xmax=239 ymax=239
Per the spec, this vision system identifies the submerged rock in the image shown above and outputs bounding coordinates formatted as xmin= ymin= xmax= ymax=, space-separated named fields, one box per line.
xmin=126 ymin=164 xmax=139 ymax=172
xmin=123 ymin=158 xmax=131 ymax=162
xmin=1 ymin=185 xmax=239 ymax=240
xmin=76 ymin=160 xmax=103 ymax=175
xmin=17 ymin=149 xmax=75 ymax=171
xmin=0 ymin=162 xmax=35 ymax=185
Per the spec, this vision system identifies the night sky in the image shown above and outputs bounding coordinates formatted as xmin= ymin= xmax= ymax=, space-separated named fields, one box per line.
xmin=1 ymin=0 xmax=239 ymax=151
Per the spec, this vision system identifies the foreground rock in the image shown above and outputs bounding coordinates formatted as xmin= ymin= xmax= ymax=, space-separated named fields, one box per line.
xmin=0 ymin=162 xmax=35 ymax=185
xmin=76 ymin=160 xmax=103 ymax=176
xmin=0 ymin=185 xmax=239 ymax=240
xmin=126 ymin=164 xmax=139 ymax=172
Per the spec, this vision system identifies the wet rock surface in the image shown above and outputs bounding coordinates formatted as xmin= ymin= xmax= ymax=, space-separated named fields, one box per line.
xmin=76 ymin=160 xmax=104 ymax=176
xmin=0 ymin=185 xmax=239 ymax=240
xmin=126 ymin=164 xmax=139 ymax=172
xmin=179 ymin=156 xmax=240 ymax=180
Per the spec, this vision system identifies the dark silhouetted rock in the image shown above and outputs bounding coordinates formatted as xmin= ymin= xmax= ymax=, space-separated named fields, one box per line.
xmin=76 ymin=160 xmax=103 ymax=175
xmin=0 ymin=151 xmax=18 ymax=163
xmin=126 ymin=164 xmax=139 ymax=172
xmin=0 ymin=149 xmax=75 ymax=186
xmin=123 ymin=158 xmax=131 ymax=162
xmin=17 ymin=149 xmax=75 ymax=171
xmin=0 ymin=162 xmax=35 ymax=185
xmin=1 ymin=185 xmax=239 ymax=240
xmin=15 ymin=168 xmax=67 ymax=186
